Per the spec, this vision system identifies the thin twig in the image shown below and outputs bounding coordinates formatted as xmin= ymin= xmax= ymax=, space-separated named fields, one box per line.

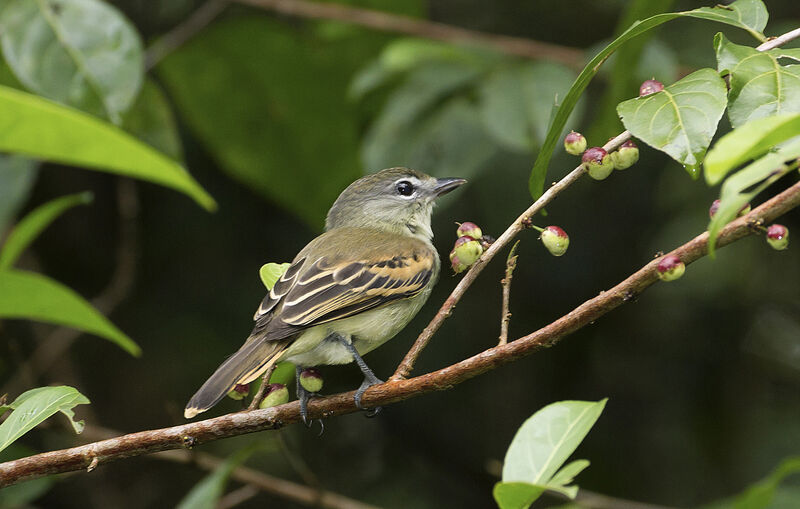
xmin=231 ymin=0 xmax=585 ymax=68
xmin=498 ymin=241 xmax=520 ymax=346
xmin=144 ymin=0 xmax=229 ymax=70
xmin=248 ymin=364 xmax=277 ymax=410
xmin=756 ymin=27 xmax=800 ymax=51
xmin=217 ymin=485 xmax=261 ymax=509
xmin=2 ymin=178 xmax=798 ymax=487
xmin=391 ymin=130 xmax=632 ymax=380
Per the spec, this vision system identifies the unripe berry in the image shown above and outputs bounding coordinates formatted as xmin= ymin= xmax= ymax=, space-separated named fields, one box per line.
xmin=450 ymin=236 xmax=483 ymax=272
xmin=540 ymin=226 xmax=569 ymax=257
xmin=299 ymin=368 xmax=324 ymax=393
xmin=582 ymin=147 xmax=614 ymax=180
xmin=639 ymin=79 xmax=664 ymax=96
xmin=766 ymin=224 xmax=789 ymax=250
xmin=611 ymin=140 xmax=639 ymax=170
xmin=259 ymin=383 xmax=289 ymax=409
xmin=456 ymin=221 xmax=483 ymax=240
xmin=564 ymin=131 xmax=587 ymax=156
xmin=657 ymin=255 xmax=685 ymax=281
xmin=227 ymin=383 xmax=249 ymax=401
xmin=450 ymin=254 xmax=469 ymax=274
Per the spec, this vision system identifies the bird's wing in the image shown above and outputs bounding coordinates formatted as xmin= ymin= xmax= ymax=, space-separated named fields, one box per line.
xmin=251 ymin=231 xmax=437 ymax=341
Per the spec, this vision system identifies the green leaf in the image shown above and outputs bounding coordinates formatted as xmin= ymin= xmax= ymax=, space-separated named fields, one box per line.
xmin=0 ymin=0 xmax=144 ymax=123
xmin=733 ymin=457 xmax=800 ymax=509
xmin=176 ymin=446 xmax=257 ymax=509
xmin=0 ymin=155 xmax=38 ymax=235
xmin=528 ymin=0 xmax=769 ymax=199
xmin=715 ymin=33 xmax=800 ymax=128
xmin=122 ymin=79 xmax=183 ymax=160
xmin=0 ymin=85 xmax=215 ymax=211
xmin=617 ymin=68 xmax=727 ymax=177
xmin=707 ymin=137 xmax=800 ymax=254
xmin=0 ymin=270 xmax=140 ymax=356
xmin=705 ymin=113 xmax=800 ymax=184
xmin=0 ymin=386 xmax=90 ymax=453
xmin=493 ymin=482 xmax=546 ymax=509
xmin=0 ymin=192 xmax=93 ymax=270
xmin=159 ymin=17 xmax=367 ymax=228
xmin=259 ymin=262 xmax=291 ymax=290
xmin=549 ymin=459 xmax=591 ymax=488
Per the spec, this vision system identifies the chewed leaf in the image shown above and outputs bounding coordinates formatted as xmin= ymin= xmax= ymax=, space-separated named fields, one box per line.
xmin=617 ymin=68 xmax=727 ymax=177
xmin=0 ymin=386 xmax=90 ymax=453
xmin=259 ymin=263 xmax=291 ymax=291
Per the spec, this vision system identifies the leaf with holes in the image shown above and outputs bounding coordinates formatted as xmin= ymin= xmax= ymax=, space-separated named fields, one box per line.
xmin=716 ymin=33 xmax=800 ymax=128
xmin=618 ymin=68 xmax=727 ymax=177
xmin=0 ymin=0 xmax=143 ymax=123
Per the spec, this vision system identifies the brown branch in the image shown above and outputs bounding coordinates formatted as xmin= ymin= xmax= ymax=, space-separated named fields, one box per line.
xmin=247 ymin=364 xmax=277 ymax=410
xmin=756 ymin=27 xmax=800 ymax=51
xmin=2 ymin=179 xmax=798 ymax=488
xmin=231 ymin=0 xmax=585 ymax=68
xmin=391 ymin=130 xmax=633 ymax=380
xmin=498 ymin=241 xmax=519 ymax=346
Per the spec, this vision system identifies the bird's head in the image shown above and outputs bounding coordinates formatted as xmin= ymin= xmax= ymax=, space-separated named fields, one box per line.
xmin=325 ymin=167 xmax=466 ymax=240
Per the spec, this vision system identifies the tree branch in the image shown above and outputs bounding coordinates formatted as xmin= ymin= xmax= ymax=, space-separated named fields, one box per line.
xmin=231 ymin=0 xmax=585 ymax=68
xmin=498 ymin=241 xmax=519 ymax=346
xmin=2 ymin=178 xmax=798 ymax=487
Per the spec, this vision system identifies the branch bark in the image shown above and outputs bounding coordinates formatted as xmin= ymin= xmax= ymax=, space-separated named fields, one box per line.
xmin=2 ymin=179 xmax=798 ymax=488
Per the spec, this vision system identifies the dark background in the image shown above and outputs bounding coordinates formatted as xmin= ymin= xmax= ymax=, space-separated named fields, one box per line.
xmin=1 ymin=1 xmax=800 ymax=507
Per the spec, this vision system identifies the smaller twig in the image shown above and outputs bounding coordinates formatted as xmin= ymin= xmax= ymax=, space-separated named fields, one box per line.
xmin=277 ymin=431 xmax=321 ymax=491
xmin=756 ymin=27 xmax=800 ymax=51
xmin=498 ymin=241 xmax=520 ymax=346
xmin=248 ymin=364 xmax=277 ymax=410
xmin=144 ymin=0 xmax=229 ymax=70
xmin=217 ymin=484 xmax=260 ymax=509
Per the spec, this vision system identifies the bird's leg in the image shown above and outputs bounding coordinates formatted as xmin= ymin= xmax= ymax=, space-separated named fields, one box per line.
xmin=295 ymin=365 xmax=313 ymax=427
xmin=331 ymin=334 xmax=383 ymax=417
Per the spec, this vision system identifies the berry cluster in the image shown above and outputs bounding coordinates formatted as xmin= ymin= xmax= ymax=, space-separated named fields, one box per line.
xmin=450 ymin=222 xmax=486 ymax=273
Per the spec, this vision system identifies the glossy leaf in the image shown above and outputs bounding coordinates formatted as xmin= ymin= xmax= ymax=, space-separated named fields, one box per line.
xmin=0 ymin=155 xmax=38 ymax=235
xmin=529 ymin=0 xmax=768 ymax=199
xmin=705 ymin=113 xmax=800 ymax=184
xmin=0 ymin=386 xmax=90 ymax=453
xmin=122 ymin=79 xmax=183 ymax=160
xmin=707 ymin=137 xmax=800 ymax=254
xmin=0 ymin=270 xmax=140 ymax=356
xmin=617 ymin=68 xmax=727 ymax=177
xmin=0 ymin=85 xmax=215 ymax=210
xmin=176 ymin=446 xmax=257 ymax=509
xmin=0 ymin=0 xmax=143 ymax=123
xmin=0 ymin=192 xmax=93 ymax=270
xmin=259 ymin=262 xmax=291 ymax=290
xmin=716 ymin=33 xmax=800 ymax=128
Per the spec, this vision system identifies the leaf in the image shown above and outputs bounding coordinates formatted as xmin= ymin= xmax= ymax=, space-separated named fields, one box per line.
xmin=705 ymin=113 xmax=800 ymax=184
xmin=733 ymin=457 xmax=800 ymax=509
xmin=122 ymin=79 xmax=183 ymax=160
xmin=0 ymin=155 xmax=38 ymax=235
xmin=707 ymin=137 xmax=800 ymax=254
xmin=715 ymin=33 xmax=800 ymax=128
xmin=549 ymin=459 xmax=591 ymax=488
xmin=0 ymin=192 xmax=93 ymax=270
xmin=617 ymin=68 xmax=727 ymax=177
xmin=0 ymin=0 xmax=144 ymax=123
xmin=259 ymin=262 xmax=291 ymax=290
xmin=0 ymin=85 xmax=215 ymax=211
xmin=0 ymin=270 xmax=140 ymax=356
xmin=159 ymin=17 xmax=368 ymax=228
xmin=528 ymin=0 xmax=769 ymax=199
xmin=493 ymin=482 xmax=546 ymax=509
xmin=0 ymin=386 xmax=90 ymax=453
xmin=176 ymin=446 xmax=257 ymax=509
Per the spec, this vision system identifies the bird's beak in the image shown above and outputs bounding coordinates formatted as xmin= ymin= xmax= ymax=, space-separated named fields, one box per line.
xmin=433 ymin=177 xmax=467 ymax=197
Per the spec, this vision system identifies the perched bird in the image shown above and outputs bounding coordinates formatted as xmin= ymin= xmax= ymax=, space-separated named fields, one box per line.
xmin=185 ymin=168 xmax=466 ymax=420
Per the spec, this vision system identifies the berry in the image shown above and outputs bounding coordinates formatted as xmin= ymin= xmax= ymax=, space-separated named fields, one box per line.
xmin=582 ymin=147 xmax=614 ymax=180
xmin=299 ymin=368 xmax=324 ymax=393
xmin=259 ymin=383 xmax=289 ymax=409
xmin=611 ymin=140 xmax=639 ymax=170
xmin=564 ymin=131 xmax=587 ymax=156
xmin=227 ymin=383 xmax=249 ymax=401
xmin=450 ymin=254 xmax=469 ymax=274
xmin=708 ymin=200 xmax=751 ymax=218
xmin=540 ymin=226 xmax=569 ymax=257
xmin=657 ymin=255 xmax=685 ymax=281
xmin=456 ymin=221 xmax=483 ymax=240
xmin=639 ymin=79 xmax=664 ymax=97
xmin=450 ymin=236 xmax=483 ymax=272
xmin=766 ymin=224 xmax=789 ymax=250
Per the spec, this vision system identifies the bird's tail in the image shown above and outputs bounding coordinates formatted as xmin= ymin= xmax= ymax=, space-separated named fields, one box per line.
xmin=184 ymin=338 xmax=288 ymax=419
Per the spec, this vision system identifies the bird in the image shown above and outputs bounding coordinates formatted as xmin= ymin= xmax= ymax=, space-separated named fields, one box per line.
xmin=184 ymin=167 xmax=466 ymax=420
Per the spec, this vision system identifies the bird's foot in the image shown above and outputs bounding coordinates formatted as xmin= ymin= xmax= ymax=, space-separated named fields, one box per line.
xmin=354 ymin=374 xmax=383 ymax=417
xmin=296 ymin=365 xmax=319 ymax=428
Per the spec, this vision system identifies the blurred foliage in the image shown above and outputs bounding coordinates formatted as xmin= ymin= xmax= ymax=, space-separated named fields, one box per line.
xmin=0 ymin=0 xmax=799 ymax=508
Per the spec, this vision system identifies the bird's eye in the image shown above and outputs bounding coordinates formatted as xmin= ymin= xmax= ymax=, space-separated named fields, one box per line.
xmin=395 ymin=180 xmax=415 ymax=196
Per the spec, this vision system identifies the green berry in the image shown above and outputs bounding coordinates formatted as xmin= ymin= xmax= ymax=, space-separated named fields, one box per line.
xmin=564 ymin=131 xmax=587 ymax=156
xmin=450 ymin=236 xmax=483 ymax=269
xmin=299 ymin=368 xmax=324 ymax=393
xmin=227 ymin=383 xmax=249 ymax=401
xmin=582 ymin=147 xmax=614 ymax=180
xmin=766 ymin=224 xmax=789 ymax=250
xmin=456 ymin=221 xmax=483 ymax=240
xmin=657 ymin=255 xmax=685 ymax=281
xmin=259 ymin=383 xmax=289 ymax=409
xmin=540 ymin=226 xmax=569 ymax=257
xmin=450 ymin=254 xmax=468 ymax=274
xmin=611 ymin=140 xmax=639 ymax=170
